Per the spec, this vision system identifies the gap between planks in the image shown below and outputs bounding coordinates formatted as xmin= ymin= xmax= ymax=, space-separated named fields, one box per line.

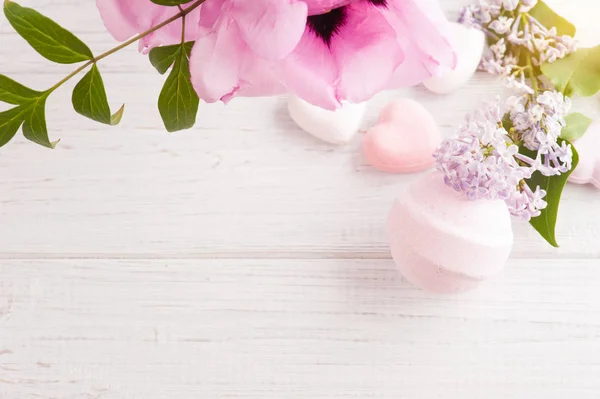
xmin=0 ymin=251 xmax=595 ymax=261
xmin=0 ymin=251 xmax=391 ymax=261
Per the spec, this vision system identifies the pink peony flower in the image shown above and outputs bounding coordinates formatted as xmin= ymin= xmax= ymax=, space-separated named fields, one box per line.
xmin=96 ymin=0 xmax=456 ymax=109
xmin=190 ymin=0 xmax=457 ymax=109
xmin=189 ymin=0 xmax=308 ymax=103
xmin=96 ymin=0 xmax=201 ymax=52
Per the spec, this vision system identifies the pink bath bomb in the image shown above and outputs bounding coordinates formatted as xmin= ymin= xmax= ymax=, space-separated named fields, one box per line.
xmin=364 ymin=99 xmax=442 ymax=173
xmin=568 ymin=123 xmax=600 ymax=188
xmin=388 ymin=171 xmax=513 ymax=294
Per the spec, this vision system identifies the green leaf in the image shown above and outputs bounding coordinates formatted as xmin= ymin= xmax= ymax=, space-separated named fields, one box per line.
xmin=0 ymin=106 xmax=27 ymax=147
xmin=541 ymin=45 xmax=600 ymax=97
xmin=561 ymin=112 xmax=593 ymax=141
xmin=111 ymin=104 xmax=126 ymax=126
xmin=149 ymin=42 xmax=194 ymax=75
xmin=150 ymin=0 xmax=194 ymax=5
xmin=529 ymin=0 xmax=576 ymax=37
xmin=0 ymin=90 xmax=59 ymax=149
xmin=0 ymin=74 xmax=42 ymax=105
xmin=22 ymin=94 xmax=57 ymax=148
xmin=157 ymin=44 xmax=199 ymax=132
xmin=72 ymin=64 xmax=124 ymax=125
xmin=4 ymin=0 xmax=93 ymax=64
xmin=527 ymin=140 xmax=579 ymax=247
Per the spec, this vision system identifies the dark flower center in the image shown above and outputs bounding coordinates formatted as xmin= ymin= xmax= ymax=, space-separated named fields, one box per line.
xmin=306 ymin=0 xmax=388 ymax=46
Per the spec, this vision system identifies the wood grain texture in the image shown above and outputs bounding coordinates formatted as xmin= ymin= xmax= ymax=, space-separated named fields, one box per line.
xmin=0 ymin=0 xmax=599 ymax=259
xmin=2 ymin=259 xmax=600 ymax=399
xmin=0 ymin=0 xmax=600 ymax=397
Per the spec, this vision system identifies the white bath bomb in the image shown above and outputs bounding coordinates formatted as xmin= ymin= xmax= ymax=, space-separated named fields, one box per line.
xmin=423 ymin=23 xmax=485 ymax=94
xmin=388 ymin=171 xmax=513 ymax=294
xmin=287 ymin=95 xmax=366 ymax=145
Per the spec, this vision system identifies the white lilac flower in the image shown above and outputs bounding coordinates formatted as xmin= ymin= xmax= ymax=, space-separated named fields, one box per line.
xmin=480 ymin=57 xmax=509 ymax=75
xmin=458 ymin=7 xmax=478 ymax=27
xmin=505 ymin=74 xmax=535 ymax=94
xmin=502 ymin=0 xmax=520 ymax=12
xmin=461 ymin=0 xmax=576 ymax=79
xmin=489 ymin=16 xmax=514 ymax=34
xmin=537 ymin=90 xmax=571 ymax=117
xmin=529 ymin=104 xmax=544 ymax=122
xmin=519 ymin=0 xmax=538 ymax=12
xmin=532 ymin=37 xmax=550 ymax=52
xmin=504 ymin=53 xmax=519 ymax=66
xmin=504 ymin=94 xmax=527 ymax=113
xmin=510 ymin=91 xmax=573 ymax=177
xmin=490 ymin=38 xmax=507 ymax=57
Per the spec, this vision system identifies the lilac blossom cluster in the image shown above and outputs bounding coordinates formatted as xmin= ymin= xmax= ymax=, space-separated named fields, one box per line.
xmin=459 ymin=0 xmax=577 ymax=92
xmin=508 ymin=91 xmax=574 ymax=176
xmin=434 ymin=91 xmax=574 ymax=221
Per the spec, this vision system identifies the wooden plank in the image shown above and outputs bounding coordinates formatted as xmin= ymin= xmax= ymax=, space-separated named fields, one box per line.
xmin=1 ymin=92 xmax=599 ymax=259
xmin=2 ymin=258 xmax=600 ymax=398
xmin=1 ymin=0 xmax=598 ymax=259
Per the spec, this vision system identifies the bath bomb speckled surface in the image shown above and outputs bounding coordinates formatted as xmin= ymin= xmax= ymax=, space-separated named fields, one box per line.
xmin=569 ymin=123 xmax=600 ymax=188
xmin=388 ymin=171 xmax=514 ymax=294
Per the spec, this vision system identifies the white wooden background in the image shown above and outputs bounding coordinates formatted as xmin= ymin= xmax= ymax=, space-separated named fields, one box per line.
xmin=1 ymin=1 xmax=600 ymax=398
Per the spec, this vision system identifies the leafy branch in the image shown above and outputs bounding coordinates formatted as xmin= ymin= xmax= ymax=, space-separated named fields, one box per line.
xmin=0 ymin=0 xmax=205 ymax=149
xmin=521 ymin=1 xmax=600 ymax=246
xmin=148 ymin=4 xmax=199 ymax=132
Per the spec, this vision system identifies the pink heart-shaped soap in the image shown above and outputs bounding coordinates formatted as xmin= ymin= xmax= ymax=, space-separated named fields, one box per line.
xmin=569 ymin=122 xmax=600 ymax=189
xmin=364 ymin=99 xmax=442 ymax=173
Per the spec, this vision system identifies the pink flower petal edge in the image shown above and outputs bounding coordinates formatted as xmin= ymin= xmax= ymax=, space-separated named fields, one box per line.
xmin=96 ymin=0 xmax=457 ymax=108
xmin=190 ymin=0 xmax=457 ymax=109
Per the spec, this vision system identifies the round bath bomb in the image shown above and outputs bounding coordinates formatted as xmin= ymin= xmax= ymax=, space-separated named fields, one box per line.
xmin=388 ymin=171 xmax=513 ymax=294
xmin=364 ymin=98 xmax=442 ymax=173
xmin=288 ymin=95 xmax=366 ymax=145
xmin=568 ymin=122 xmax=600 ymax=188
xmin=423 ymin=22 xmax=485 ymax=94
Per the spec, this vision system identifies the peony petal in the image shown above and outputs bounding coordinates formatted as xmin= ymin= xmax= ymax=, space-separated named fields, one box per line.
xmin=187 ymin=0 xmax=456 ymax=107
xmin=387 ymin=36 xmax=437 ymax=87
xmin=198 ymin=0 xmax=227 ymax=29
xmin=304 ymin=0 xmax=355 ymax=16
xmin=139 ymin=6 xmax=202 ymax=52
xmin=332 ymin=2 xmax=405 ymax=103
xmin=190 ymin=21 xmax=247 ymax=103
xmin=194 ymin=0 xmax=288 ymax=102
xmin=384 ymin=0 xmax=456 ymax=72
xmin=234 ymin=61 xmax=287 ymax=99
xmin=96 ymin=0 xmax=151 ymax=41
xmin=231 ymin=0 xmax=308 ymax=60
xmin=275 ymin=30 xmax=340 ymax=110
xmin=97 ymin=0 xmax=202 ymax=51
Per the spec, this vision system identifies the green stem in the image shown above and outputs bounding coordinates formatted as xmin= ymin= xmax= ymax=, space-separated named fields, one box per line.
xmin=526 ymin=54 xmax=539 ymax=96
xmin=48 ymin=0 xmax=205 ymax=93
xmin=518 ymin=14 xmax=540 ymax=96
xmin=178 ymin=5 xmax=186 ymax=44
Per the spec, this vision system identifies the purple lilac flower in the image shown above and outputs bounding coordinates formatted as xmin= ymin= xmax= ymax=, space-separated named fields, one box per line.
xmin=509 ymin=91 xmax=573 ymax=177
xmin=434 ymin=99 xmax=537 ymax=215
xmin=506 ymin=184 xmax=547 ymax=220
xmin=446 ymin=1 xmax=577 ymax=222
xmin=434 ymin=91 xmax=577 ymax=222
xmin=460 ymin=0 xmax=577 ymax=84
